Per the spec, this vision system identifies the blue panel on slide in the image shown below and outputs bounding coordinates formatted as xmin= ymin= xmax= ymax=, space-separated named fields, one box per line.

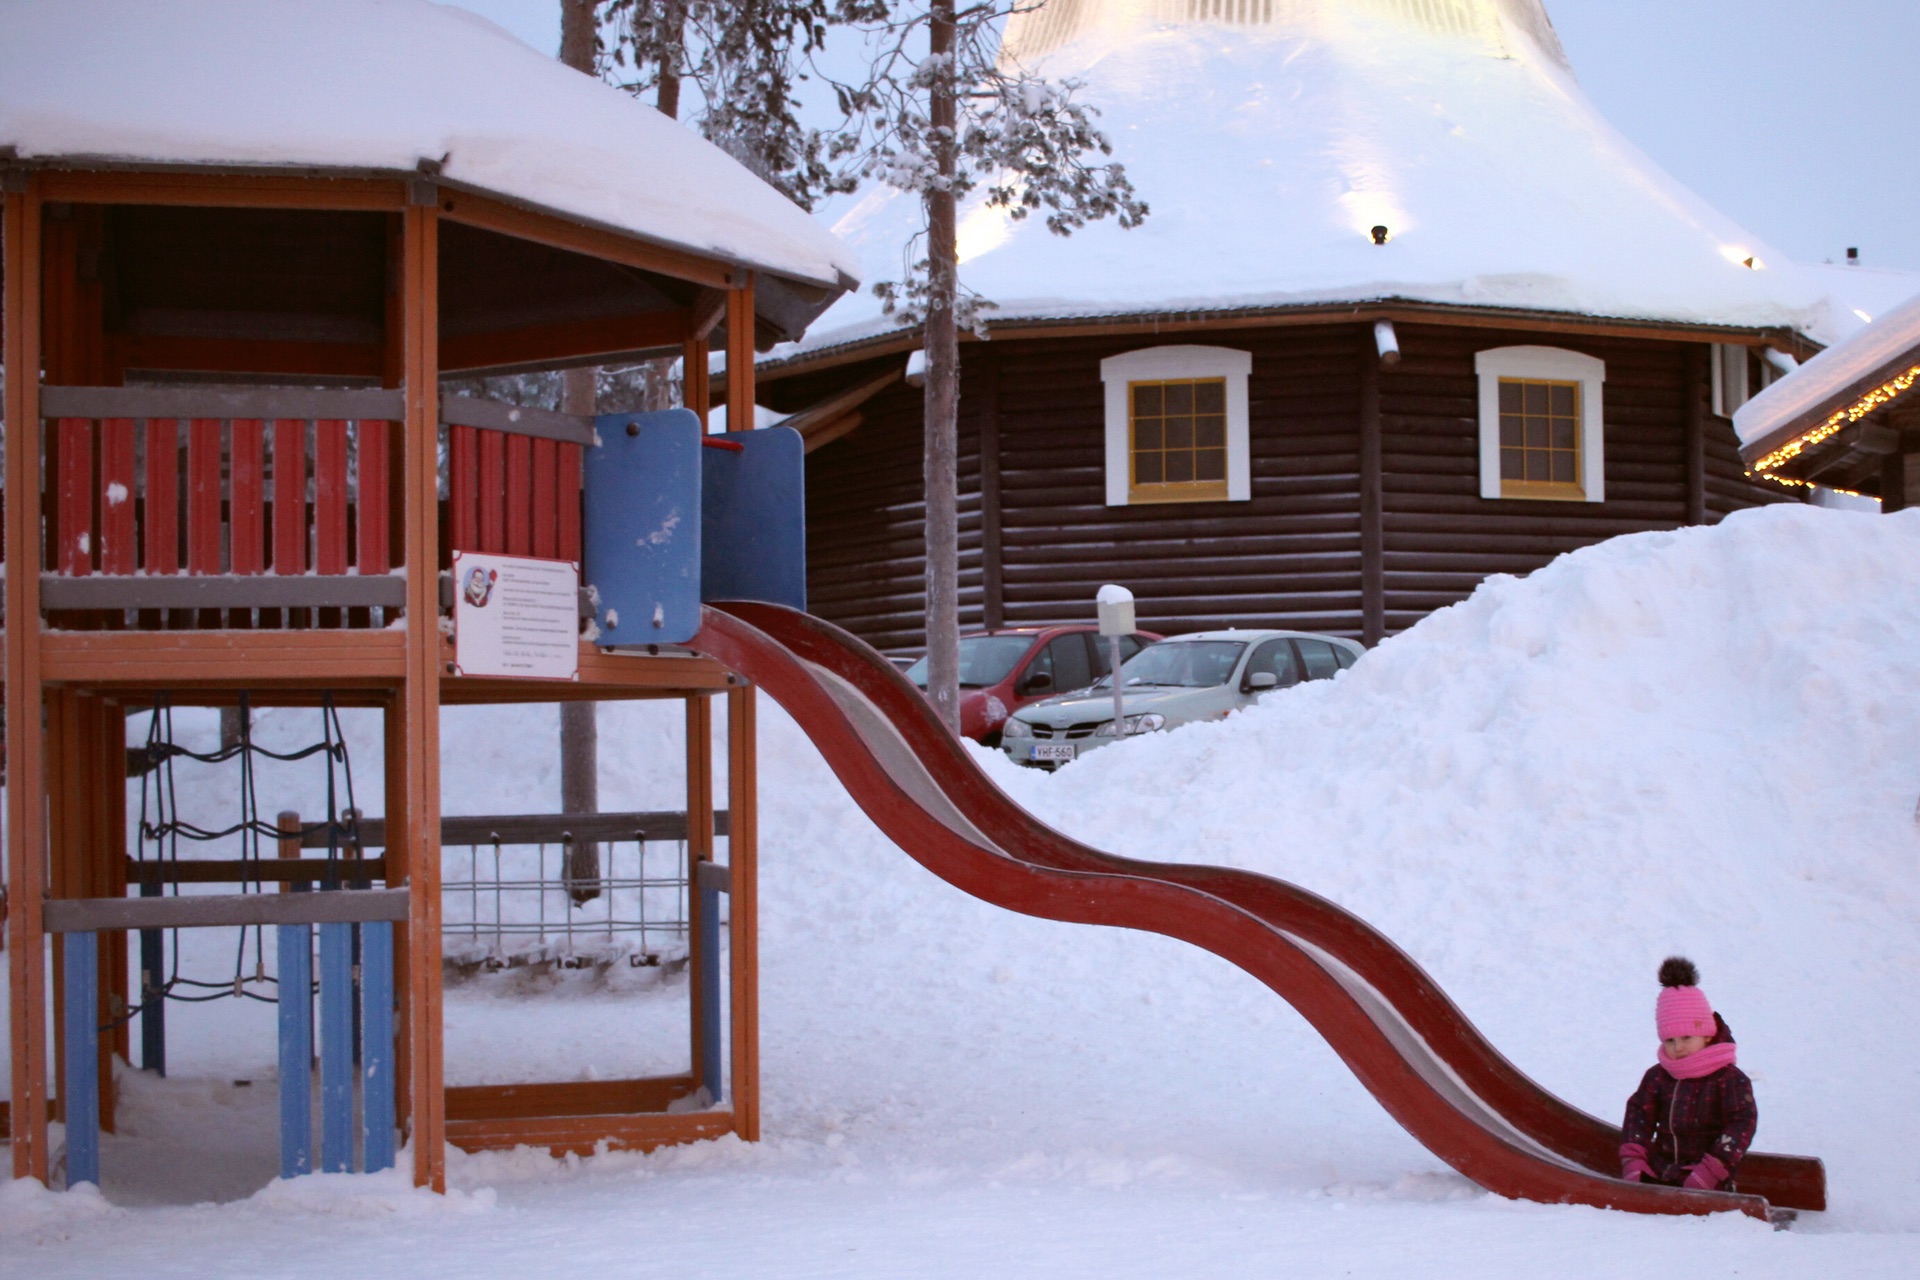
xmin=584 ymin=410 xmax=704 ymax=646
xmin=702 ymin=426 xmax=806 ymax=611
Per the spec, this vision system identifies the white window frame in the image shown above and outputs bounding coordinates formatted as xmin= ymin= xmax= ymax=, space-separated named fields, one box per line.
xmin=1100 ymin=345 xmax=1252 ymax=506
xmin=1474 ymin=345 xmax=1606 ymax=503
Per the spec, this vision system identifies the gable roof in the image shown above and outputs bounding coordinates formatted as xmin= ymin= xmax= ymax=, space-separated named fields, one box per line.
xmin=0 ymin=0 xmax=860 ymax=302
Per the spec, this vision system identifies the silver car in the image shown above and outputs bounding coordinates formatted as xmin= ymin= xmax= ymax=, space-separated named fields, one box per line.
xmin=1001 ymin=629 xmax=1363 ymax=769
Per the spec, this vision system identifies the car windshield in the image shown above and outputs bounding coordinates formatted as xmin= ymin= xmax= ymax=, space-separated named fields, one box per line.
xmin=903 ymin=634 xmax=1037 ymax=689
xmin=1094 ymin=640 xmax=1246 ymax=690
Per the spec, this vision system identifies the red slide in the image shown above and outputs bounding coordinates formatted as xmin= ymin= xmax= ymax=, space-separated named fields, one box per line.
xmin=692 ymin=602 xmax=1824 ymax=1222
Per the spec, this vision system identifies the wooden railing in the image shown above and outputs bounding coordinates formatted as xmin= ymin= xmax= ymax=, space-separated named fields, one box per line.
xmin=443 ymin=396 xmax=588 ymax=564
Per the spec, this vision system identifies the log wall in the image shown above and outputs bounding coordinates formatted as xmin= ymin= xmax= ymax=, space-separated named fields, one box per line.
xmin=801 ymin=321 xmax=1798 ymax=653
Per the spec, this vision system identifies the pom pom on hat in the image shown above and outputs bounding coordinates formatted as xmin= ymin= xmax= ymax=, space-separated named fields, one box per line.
xmin=1656 ymin=955 xmax=1716 ymax=1040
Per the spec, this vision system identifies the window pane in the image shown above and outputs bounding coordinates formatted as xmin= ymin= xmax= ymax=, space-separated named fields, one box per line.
xmin=1195 ymin=381 xmax=1225 ymax=413
xmin=1526 ymin=451 xmax=1548 ymax=481
xmin=1165 ymin=382 xmax=1193 ymax=415
xmin=1501 ymin=450 xmax=1523 ymax=479
xmin=1551 ymin=452 xmax=1575 ymax=483
xmin=1166 ymin=451 xmax=1194 ymax=482
xmin=1195 ymin=449 xmax=1224 ymax=481
xmin=1500 ymin=414 xmax=1522 ymax=447
xmin=1525 ymin=419 xmax=1548 ymax=449
xmin=1135 ymin=453 xmax=1163 ymax=483
xmin=1296 ymin=639 xmax=1340 ymax=680
xmin=1500 ymin=381 xmax=1523 ymax=412
xmin=1524 ymin=382 xmax=1549 ymax=414
xmin=1246 ymin=638 xmax=1300 ymax=688
xmin=1166 ymin=418 xmax=1193 ymax=450
xmin=1550 ymin=383 xmax=1576 ymax=416
xmin=1552 ymin=421 xmax=1576 ymax=452
xmin=1196 ymin=416 xmax=1225 ymax=448
xmin=1135 ymin=419 xmax=1163 ymax=450
xmin=1133 ymin=383 xmax=1163 ymax=415
xmin=1048 ymin=635 xmax=1093 ymax=692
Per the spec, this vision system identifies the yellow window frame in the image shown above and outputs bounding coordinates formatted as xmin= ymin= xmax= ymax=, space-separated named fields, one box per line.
xmin=1128 ymin=377 xmax=1231 ymax=503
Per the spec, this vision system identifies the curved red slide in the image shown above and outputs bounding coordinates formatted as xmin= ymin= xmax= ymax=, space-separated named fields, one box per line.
xmin=692 ymin=602 xmax=1824 ymax=1221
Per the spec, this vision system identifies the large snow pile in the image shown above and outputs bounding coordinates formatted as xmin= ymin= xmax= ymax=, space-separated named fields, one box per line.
xmin=7 ymin=505 xmax=1920 ymax=1276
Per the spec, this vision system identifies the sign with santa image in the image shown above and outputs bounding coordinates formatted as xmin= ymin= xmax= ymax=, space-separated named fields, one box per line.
xmin=452 ymin=550 xmax=580 ymax=680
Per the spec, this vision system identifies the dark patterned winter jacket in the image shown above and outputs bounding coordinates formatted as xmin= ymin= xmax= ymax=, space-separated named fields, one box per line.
xmin=1619 ymin=1016 xmax=1758 ymax=1187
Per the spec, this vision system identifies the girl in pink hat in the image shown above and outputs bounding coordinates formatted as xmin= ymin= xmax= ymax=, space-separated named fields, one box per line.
xmin=1618 ymin=957 xmax=1757 ymax=1191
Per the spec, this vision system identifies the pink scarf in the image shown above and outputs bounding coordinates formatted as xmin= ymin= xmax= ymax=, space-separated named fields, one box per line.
xmin=1659 ymin=1041 xmax=1738 ymax=1080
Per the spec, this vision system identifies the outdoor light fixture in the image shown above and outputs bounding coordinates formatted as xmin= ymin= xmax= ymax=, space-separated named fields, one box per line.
xmin=1371 ymin=225 xmax=1390 ymax=245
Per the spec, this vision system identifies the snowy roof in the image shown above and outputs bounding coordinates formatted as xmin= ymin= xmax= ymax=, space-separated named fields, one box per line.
xmin=781 ymin=0 xmax=1904 ymax=360
xmin=0 ymin=0 xmax=860 ymax=295
xmin=1734 ymin=289 xmax=1920 ymax=465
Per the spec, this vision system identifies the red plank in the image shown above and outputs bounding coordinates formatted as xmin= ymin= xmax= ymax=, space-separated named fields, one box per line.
xmin=144 ymin=419 xmax=180 ymax=574
xmin=187 ymin=418 xmax=223 ymax=574
xmin=56 ymin=418 xmax=95 ymax=575
xmin=315 ymin=418 xmax=348 ymax=575
xmin=556 ymin=442 xmax=582 ymax=566
xmin=230 ymin=418 xmax=266 ymax=574
xmin=272 ymin=419 xmax=307 ymax=574
xmin=99 ymin=418 xmax=136 ymax=575
xmin=449 ymin=425 xmax=479 ymax=552
xmin=479 ymin=430 xmax=506 ymax=554
xmin=356 ymin=419 xmax=391 ymax=574
xmin=531 ymin=437 xmax=557 ymax=559
xmin=505 ymin=434 xmax=533 ymax=556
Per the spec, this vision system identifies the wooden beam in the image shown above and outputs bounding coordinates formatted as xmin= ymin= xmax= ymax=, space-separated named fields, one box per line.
xmin=979 ymin=354 xmax=1003 ymax=630
xmin=780 ymin=364 xmax=903 ymax=440
xmin=125 ymin=855 xmax=390 ymax=885
xmin=689 ymin=289 xmax=728 ymax=340
xmin=439 ymin=395 xmax=594 ymax=445
xmin=44 ymin=888 xmax=409 ymax=933
xmin=439 ymin=189 xmax=735 ymax=290
xmin=109 ymin=333 xmax=385 ymax=380
xmin=35 ymin=170 xmax=409 ymax=212
xmin=41 ymin=385 xmax=403 ymax=421
xmin=444 ymin=1074 xmax=695 ymax=1122
xmin=40 ymin=573 xmax=407 ymax=612
xmin=727 ymin=685 xmax=760 ymax=1142
xmin=686 ymin=696 xmax=714 ymax=1099
xmin=682 ymin=336 xmax=711 ymax=430
xmin=445 ymin=1110 xmax=733 ymax=1156
xmin=5 ymin=178 xmax=52 ymax=1183
xmin=400 ymin=201 xmax=448 ymax=1192
xmin=40 ymin=630 xmax=407 ymax=686
xmin=1686 ymin=344 xmax=1709 ymax=525
xmin=1358 ymin=326 xmax=1385 ymax=646
xmin=441 ymin=309 xmax=689 ymax=374
xmin=800 ymin=411 xmax=863 ymax=454
xmin=726 ymin=275 xmax=756 ymax=431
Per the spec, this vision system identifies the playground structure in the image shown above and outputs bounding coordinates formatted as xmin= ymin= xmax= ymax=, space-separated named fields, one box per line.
xmin=1 ymin=1 xmax=1826 ymax=1222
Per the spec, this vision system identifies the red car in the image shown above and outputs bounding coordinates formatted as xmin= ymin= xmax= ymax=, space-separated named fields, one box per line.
xmin=903 ymin=625 xmax=1162 ymax=745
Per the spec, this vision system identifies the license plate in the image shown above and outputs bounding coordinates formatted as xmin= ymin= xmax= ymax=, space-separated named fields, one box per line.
xmin=1029 ymin=742 xmax=1075 ymax=763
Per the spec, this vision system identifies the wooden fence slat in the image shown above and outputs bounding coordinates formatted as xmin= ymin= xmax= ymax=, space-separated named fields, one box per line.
xmin=187 ymin=418 xmax=223 ymax=574
xmin=557 ymin=442 xmax=582 ymax=565
xmin=57 ymin=418 xmax=95 ymax=576
xmin=450 ymin=425 xmax=479 ymax=552
xmin=506 ymin=434 xmax=532 ymax=556
xmin=531 ymin=437 xmax=557 ymax=559
xmin=479 ymin=430 xmax=506 ymax=554
xmin=315 ymin=418 xmax=348 ymax=576
xmin=145 ymin=419 xmax=180 ymax=574
xmin=231 ymin=418 xmax=266 ymax=574
xmin=272 ymin=419 xmax=307 ymax=574
xmin=99 ymin=418 xmax=136 ymax=575
xmin=356 ymin=419 xmax=391 ymax=574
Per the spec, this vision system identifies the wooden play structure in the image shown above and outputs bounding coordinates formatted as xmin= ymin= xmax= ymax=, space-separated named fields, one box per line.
xmin=1 ymin=0 xmax=856 ymax=1193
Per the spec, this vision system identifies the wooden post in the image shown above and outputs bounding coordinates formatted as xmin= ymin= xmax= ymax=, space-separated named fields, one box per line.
xmin=1359 ymin=326 xmax=1385 ymax=646
xmin=726 ymin=275 xmax=754 ymax=433
xmin=684 ymin=696 xmax=714 ymax=1090
xmin=383 ymin=701 xmax=413 ymax=1132
xmin=1685 ymin=344 xmax=1709 ymax=526
xmin=978 ymin=354 xmax=1003 ymax=631
xmin=683 ymin=336 xmax=710 ymax=430
xmin=5 ymin=173 xmax=51 ymax=1183
xmin=398 ymin=201 xmax=447 ymax=1191
xmin=726 ymin=685 xmax=759 ymax=1141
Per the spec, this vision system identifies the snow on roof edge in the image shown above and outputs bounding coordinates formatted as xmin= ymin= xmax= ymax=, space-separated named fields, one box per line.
xmin=1734 ymin=290 xmax=1920 ymax=455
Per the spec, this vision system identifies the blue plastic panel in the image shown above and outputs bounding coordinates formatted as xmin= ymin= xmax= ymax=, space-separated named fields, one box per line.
xmin=702 ymin=426 xmax=806 ymax=611
xmin=360 ymin=923 xmax=396 ymax=1172
xmin=278 ymin=923 xmax=314 ymax=1179
xmin=319 ymin=921 xmax=354 ymax=1173
xmin=584 ymin=410 xmax=704 ymax=646
xmin=63 ymin=931 xmax=101 ymax=1187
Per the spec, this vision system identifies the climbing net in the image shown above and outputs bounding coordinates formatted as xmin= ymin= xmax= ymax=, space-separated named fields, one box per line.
xmin=124 ymin=693 xmax=362 ymax=1016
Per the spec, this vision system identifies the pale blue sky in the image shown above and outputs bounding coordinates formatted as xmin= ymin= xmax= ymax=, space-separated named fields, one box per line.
xmin=447 ymin=0 xmax=1920 ymax=272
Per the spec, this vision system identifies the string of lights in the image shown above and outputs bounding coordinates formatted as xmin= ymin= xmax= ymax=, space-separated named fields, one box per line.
xmin=1753 ymin=362 xmax=1920 ymax=473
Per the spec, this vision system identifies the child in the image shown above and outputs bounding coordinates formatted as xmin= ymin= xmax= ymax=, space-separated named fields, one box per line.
xmin=1618 ymin=957 xmax=1757 ymax=1191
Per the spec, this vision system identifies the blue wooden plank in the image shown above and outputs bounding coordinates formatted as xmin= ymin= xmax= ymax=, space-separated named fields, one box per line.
xmin=584 ymin=409 xmax=703 ymax=645
xmin=277 ymin=923 xmax=314 ymax=1179
xmin=698 ymin=884 xmax=724 ymax=1103
xmin=701 ymin=426 xmax=806 ymax=610
xmin=139 ymin=879 xmax=165 ymax=1077
xmin=318 ymin=921 xmax=354 ymax=1172
xmin=62 ymin=931 xmax=101 ymax=1188
xmin=359 ymin=923 xmax=396 ymax=1172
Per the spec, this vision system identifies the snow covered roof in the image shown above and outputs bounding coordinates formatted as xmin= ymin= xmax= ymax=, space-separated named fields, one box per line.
xmin=1735 ymin=289 xmax=1920 ymax=470
xmin=782 ymin=0 xmax=1903 ymax=360
xmin=0 ymin=0 xmax=860 ymax=297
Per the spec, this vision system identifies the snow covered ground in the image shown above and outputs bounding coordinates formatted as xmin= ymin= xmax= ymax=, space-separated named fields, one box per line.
xmin=6 ymin=504 xmax=1920 ymax=1276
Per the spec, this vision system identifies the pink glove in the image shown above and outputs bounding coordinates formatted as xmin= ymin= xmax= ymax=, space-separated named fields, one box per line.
xmin=1683 ymin=1154 xmax=1729 ymax=1191
xmin=1619 ymin=1142 xmax=1654 ymax=1183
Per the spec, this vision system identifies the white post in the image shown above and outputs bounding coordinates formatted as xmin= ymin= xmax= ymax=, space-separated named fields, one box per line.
xmin=1096 ymin=584 xmax=1136 ymax=739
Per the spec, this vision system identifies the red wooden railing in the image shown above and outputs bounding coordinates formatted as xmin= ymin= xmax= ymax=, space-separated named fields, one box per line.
xmin=442 ymin=395 xmax=585 ymax=565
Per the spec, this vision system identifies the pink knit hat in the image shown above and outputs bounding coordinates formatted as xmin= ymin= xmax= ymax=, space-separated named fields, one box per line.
xmin=1656 ymin=957 xmax=1716 ymax=1040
